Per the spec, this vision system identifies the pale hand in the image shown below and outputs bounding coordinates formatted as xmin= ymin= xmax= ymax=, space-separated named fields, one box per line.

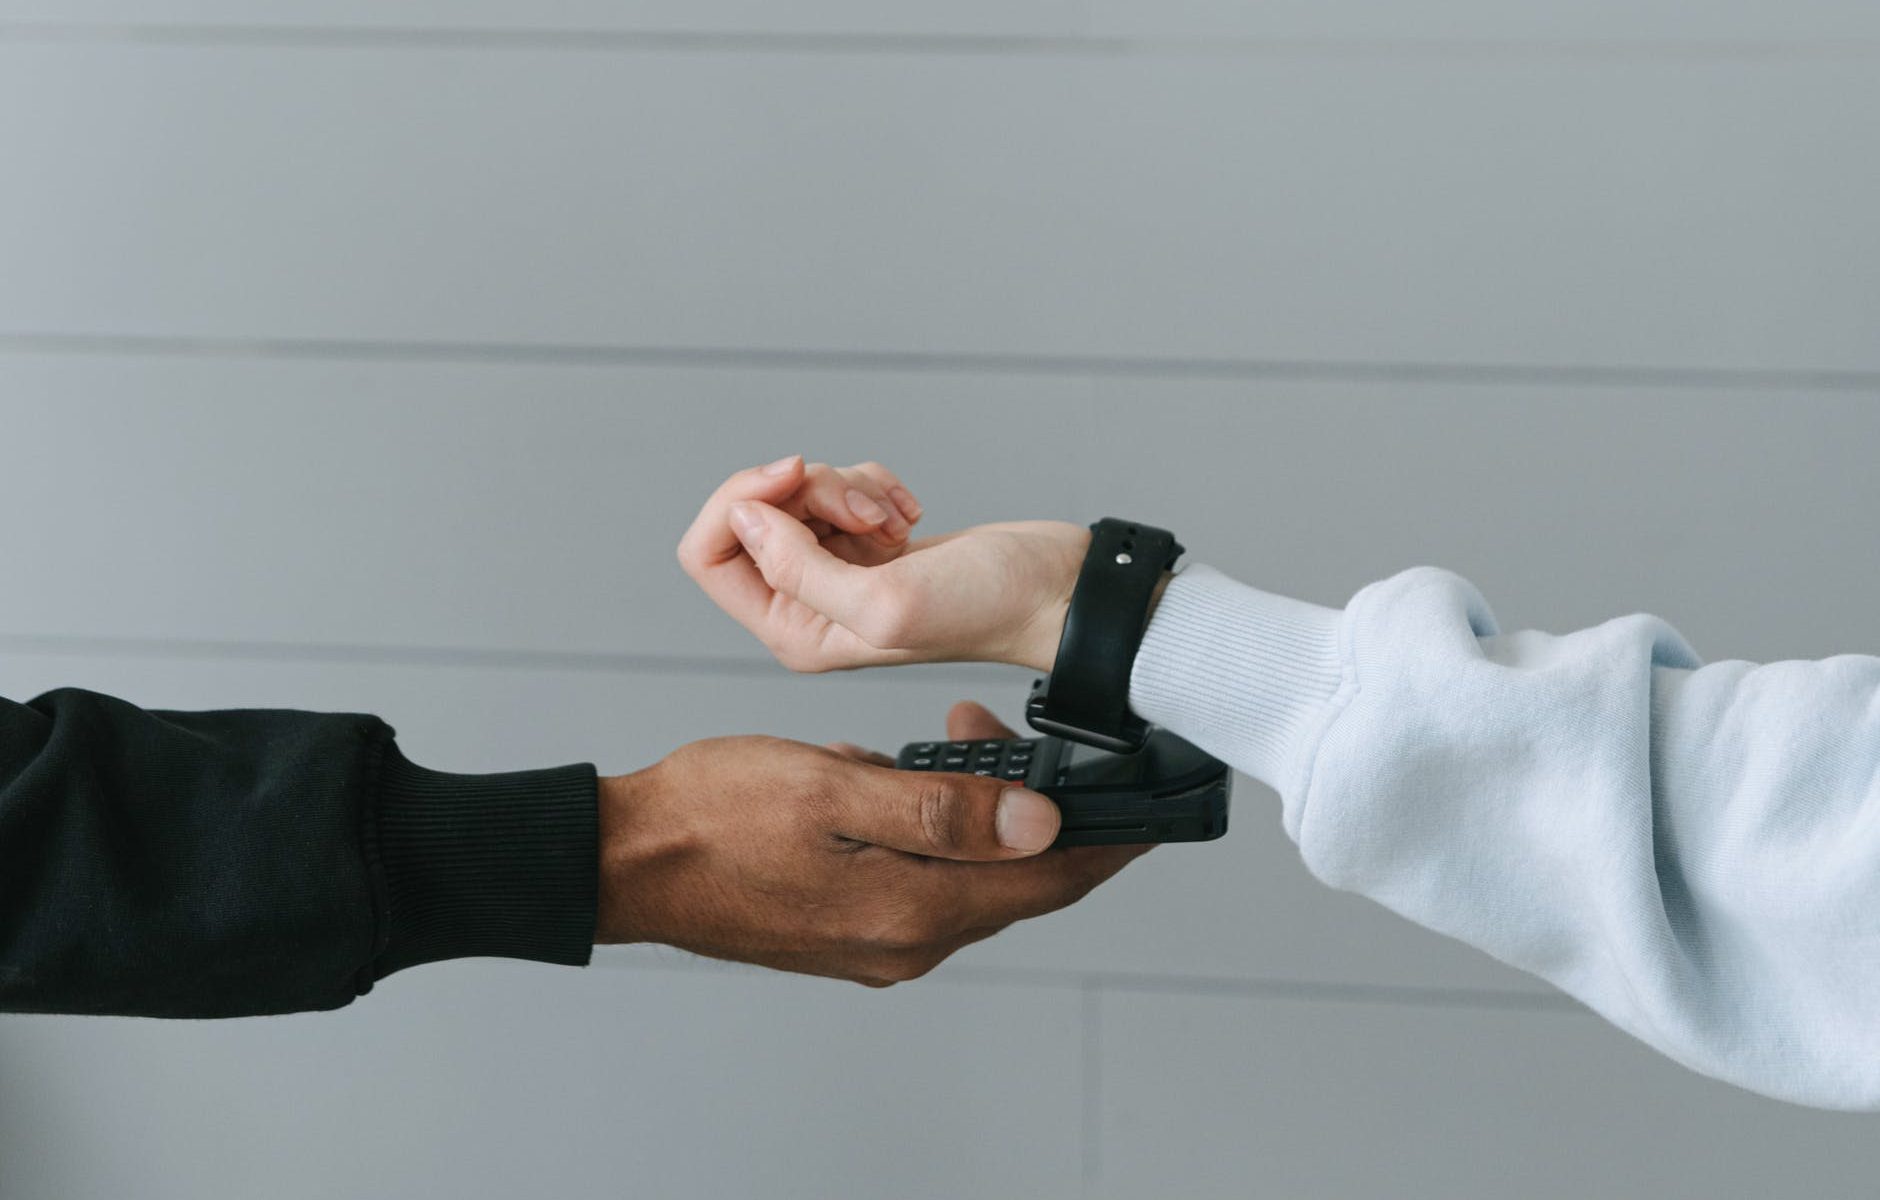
xmin=677 ymin=456 xmax=1089 ymax=673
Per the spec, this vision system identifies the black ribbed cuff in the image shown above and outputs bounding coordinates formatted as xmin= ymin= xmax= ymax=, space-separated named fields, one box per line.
xmin=371 ymin=741 xmax=598 ymax=979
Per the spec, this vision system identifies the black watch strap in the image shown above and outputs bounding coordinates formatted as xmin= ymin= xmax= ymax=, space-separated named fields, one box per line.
xmin=1026 ymin=518 xmax=1183 ymax=753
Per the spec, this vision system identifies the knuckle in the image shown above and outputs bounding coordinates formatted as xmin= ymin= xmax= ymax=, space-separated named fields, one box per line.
xmin=763 ymin=545 xmax=805 ymax=596
xmin=674 ymin=536 xmax=705 ymax=575
xmin=772 ymin=646 xmax=806 ymax=671
xmin=915 ymin=784 xmax=969 ymax=854
xmin=770 ymin=642 xmax=817 ymax=673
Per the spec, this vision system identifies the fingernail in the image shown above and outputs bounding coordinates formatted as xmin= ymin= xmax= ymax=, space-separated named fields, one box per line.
xmin=761 ymin=454 xmax=801 ymax=477
xmin=889 ymin=486 xmax=923 ymax=521
xmin=845 ymin=488 xmax=888 ymax=525
xmin=996 ymin=788 xmax=1059 ymax=853
xmin=728 ymin=502 xmax=765 ymax=551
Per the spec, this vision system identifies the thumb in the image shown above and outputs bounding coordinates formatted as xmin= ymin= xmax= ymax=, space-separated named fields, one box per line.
xmin=830 ymin=763 xmax=1062 ymax=860
xmin=728 ymin=499 xmax=877 ymax=630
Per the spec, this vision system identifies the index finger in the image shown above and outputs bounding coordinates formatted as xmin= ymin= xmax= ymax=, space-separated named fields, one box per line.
xmin=676 ymin=454 xmax=805 ymax=575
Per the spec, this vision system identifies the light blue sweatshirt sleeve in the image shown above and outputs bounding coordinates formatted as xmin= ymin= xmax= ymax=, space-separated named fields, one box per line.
xmin=1129 ymin=563 xmax=1880 ymax=1110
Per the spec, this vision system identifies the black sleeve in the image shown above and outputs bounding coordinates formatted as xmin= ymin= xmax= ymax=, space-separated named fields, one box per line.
xmin=0 ymin=687 xmax=596 ymax=1018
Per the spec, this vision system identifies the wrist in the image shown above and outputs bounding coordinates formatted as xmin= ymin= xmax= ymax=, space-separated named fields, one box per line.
xmin=1003 ymin=526 xmax=1090 ymax=672
xmin=596 ymin=762 xmax=697 ymax=946
xmin=596 ymin=770 xmax=646 ymax=944
xmin=1009 ymin=568 xmax=1174 ymax=675
xmin=1011 ymin=594 xmax=1072 ymax=673
xmin=1148 ymin=568 xmax=1174 ymax=621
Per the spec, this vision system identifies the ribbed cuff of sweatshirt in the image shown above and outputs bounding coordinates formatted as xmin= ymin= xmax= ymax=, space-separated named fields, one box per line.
xmin=1128 ymin=563 xmax=1347 ymax=794
xmin=370 ymin=742 xmax=598 ymax=980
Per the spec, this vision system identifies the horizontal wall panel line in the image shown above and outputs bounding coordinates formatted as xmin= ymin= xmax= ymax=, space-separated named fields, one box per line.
xmin=5 ymin=332 xmax=1878 ymax=394
xmin=601 ymin=948 xmax=1584 ymax=1015
xmin=0 ymin=631 xmax=1014 ymax=685
xmin=4 ymin=22 xmax=1879 ymax=58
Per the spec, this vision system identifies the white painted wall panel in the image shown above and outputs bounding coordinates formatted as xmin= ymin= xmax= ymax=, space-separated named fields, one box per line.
xmin=0 ymin=960 xmax=1087 ymax=1200
xmin=0 ymin=363 xmax=1097 ymax=655
xmin=1097 ymin=989 xmax=1880 ymax=1199
xmin=3 ymin=47 xmax=1875 ymax=371
xmin=4 ymin=366 xmax=1878 ymax=669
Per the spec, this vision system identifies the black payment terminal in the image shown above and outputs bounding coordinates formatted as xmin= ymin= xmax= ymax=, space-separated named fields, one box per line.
xmin=893 ymin=729 xmax=1230 ymax=848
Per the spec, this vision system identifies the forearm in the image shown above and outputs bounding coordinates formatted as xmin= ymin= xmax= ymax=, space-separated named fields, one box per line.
xmin=0 ymin=688 xmax=595 ymax=1017
xmin=1127 ymin=564 xmax=1880 ymax=1110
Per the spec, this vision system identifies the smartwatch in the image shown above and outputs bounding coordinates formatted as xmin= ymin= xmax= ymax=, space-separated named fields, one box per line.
xmin=1025 ymin=518 xmax=1182 ymax=753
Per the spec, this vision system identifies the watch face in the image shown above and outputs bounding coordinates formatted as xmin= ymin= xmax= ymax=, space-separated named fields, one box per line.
xmin=1058 ymin=741 xmax=1152 ymax=786
xmin=1051 ymin=729 xmax=1227 ymax=791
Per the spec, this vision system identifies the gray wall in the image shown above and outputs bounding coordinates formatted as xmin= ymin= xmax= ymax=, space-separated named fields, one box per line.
xmin=1 ymin=6 xmax=1877 ymax=1198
